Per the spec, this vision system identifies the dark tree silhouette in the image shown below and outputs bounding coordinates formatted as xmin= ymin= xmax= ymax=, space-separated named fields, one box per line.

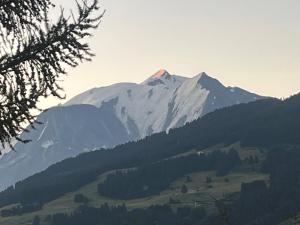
xmin=180 ymin=184 xmax=188 ymax=194
xmin=0 ymin=0 xmax=103 ymax=149
xmin=32 ymin=215 xmax=40 ymax=225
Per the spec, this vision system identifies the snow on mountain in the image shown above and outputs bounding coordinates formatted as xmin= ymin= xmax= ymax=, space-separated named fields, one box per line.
xmin=0 ymin=70 xmax=264 ymax=191
xmin=66 ymin=70 xmax=261 ymax=137
xmin=0 ymin=104 xmax=130 ymax=190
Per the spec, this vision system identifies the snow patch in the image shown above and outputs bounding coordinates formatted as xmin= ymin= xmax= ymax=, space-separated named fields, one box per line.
xmin=66 ymin=72 xmax=262 ymax=139
xmin=41 ymin=140 xmax=54 ymax=149
xmin=37 ymin=121 xmax=48 ymax=141
xmin=83 ymin=148 xmax=90 ymax=153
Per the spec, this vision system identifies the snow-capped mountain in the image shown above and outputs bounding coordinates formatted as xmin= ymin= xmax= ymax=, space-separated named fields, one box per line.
xmin=67 ymin=70 xmax=261 ymax=137
xmin=0 ymin=70 xmax=264 ymax=190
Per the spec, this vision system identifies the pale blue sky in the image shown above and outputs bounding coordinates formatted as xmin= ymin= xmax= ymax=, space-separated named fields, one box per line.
xmin=44 ymin=0 xmax=300 ymax=108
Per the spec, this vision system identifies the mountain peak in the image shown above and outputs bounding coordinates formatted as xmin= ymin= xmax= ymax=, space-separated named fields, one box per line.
xmin=152 ymin=69 xmax=170 ymax=78
xmin=194 ymin=72 xmax=210 ymax=80
xmin=142 ymin=69 xmax=186 ymax=87
xmin=199 ymin=72 xmax=208 ymax=77
xmin=196 ymin=72 xmax=225 ymax=89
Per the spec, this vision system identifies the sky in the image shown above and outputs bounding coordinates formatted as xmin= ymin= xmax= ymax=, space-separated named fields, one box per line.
xmin=43 ymin=0 xmax=300 ymax=108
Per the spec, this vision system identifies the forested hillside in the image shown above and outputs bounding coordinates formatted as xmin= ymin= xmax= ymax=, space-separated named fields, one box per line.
xmin=97 ymin=150 xmax=241 ymax=199
xmin=27 ymin=146 xmax=300 ymax=225
xmin=228 ymin=147 xmax=300 ymax=225
xmin=0 ymin=94 xmax=299 ymax=207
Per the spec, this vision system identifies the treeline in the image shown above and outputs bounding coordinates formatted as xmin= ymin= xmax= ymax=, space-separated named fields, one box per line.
xmin=0 ymin=94 xmax=299 ymax=208
xmin=42 ymin=204 xmax=207 ymax=225
xmin=228 ymin=147 xmax=300 ymax=225
xmin=1 ymin=203 xmax=42 ymax=217
xmin=73 ymin=194 xmax=89 ymax=204
xmin=98 ymin=150 xmax=241 ymax=199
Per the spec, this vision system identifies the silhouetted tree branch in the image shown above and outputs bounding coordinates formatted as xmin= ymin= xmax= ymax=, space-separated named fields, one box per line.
xmin=0 ymin=0 xmax=104 ymax=150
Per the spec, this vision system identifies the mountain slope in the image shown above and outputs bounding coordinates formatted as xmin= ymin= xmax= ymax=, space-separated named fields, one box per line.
xmin=66 ymin=71 xmax=262 ymax=136
xmin=0 ymin=70 xmax=263 ymax=191
xmin=0 ymin=93 xmax=299 ymax=208
xmin=0 ymin=104 xmax=130 ymax=191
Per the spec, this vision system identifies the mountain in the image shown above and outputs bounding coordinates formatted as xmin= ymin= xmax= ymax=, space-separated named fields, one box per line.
xmin=0 ymin=70 xmax=263 ymax=191
xmin=0 ymin=104 xmax=130 ymax=191
xmin=0 ymin=92 xmax=299 ymax=211
xmin=67 ymin=70 xmax=262 ymax=137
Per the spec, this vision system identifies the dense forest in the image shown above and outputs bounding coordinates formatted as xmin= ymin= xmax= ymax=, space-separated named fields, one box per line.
xmin=44 ymin=204 xmax=207 ymax=225
xmin=98 ymin=150 xmax=241 ymax=199
xmin=228 ymin=147 xmax=300 ymax=225
xmin=0 ymin=93 xmax=299 ymax=213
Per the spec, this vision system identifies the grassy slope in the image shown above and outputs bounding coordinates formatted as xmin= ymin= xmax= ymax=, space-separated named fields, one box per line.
xmin=0 ymin=170 xmax=268 ymax=225
xmin=279 ymin=213 xmax=300 ymax=225
xmin=0 ymin=144 xmax=267 ymax=225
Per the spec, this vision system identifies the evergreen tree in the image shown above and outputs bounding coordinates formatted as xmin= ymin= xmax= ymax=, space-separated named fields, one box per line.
xmin=0 ymin=0 xmax=103 ymax=149
xmin=74 ymin=194 xmax=89 ymax=204
xmin=181 ymin=184 xmax=188 ymax=194
xmin=206 ymin=177 xmax=212 ymax=184
xmin=186 ymin=175 xmax=192 ymax=183
xmin=32 ymin=215 xmax=40 ymax=225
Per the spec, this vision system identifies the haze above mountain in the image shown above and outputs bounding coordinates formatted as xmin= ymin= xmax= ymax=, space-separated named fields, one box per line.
xmin=0 ymin=70 xmax=264 ymax=190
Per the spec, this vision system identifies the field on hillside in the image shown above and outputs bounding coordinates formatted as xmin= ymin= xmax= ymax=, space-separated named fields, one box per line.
xmin=0 ymin=168 xmax=268 ymax=225
xmin=279 ymin=213 xmax=300 ymax=225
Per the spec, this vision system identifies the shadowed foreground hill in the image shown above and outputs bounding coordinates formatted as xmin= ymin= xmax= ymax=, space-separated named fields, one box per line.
xmin=0 ymin=93 xmax=299 ymax=207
